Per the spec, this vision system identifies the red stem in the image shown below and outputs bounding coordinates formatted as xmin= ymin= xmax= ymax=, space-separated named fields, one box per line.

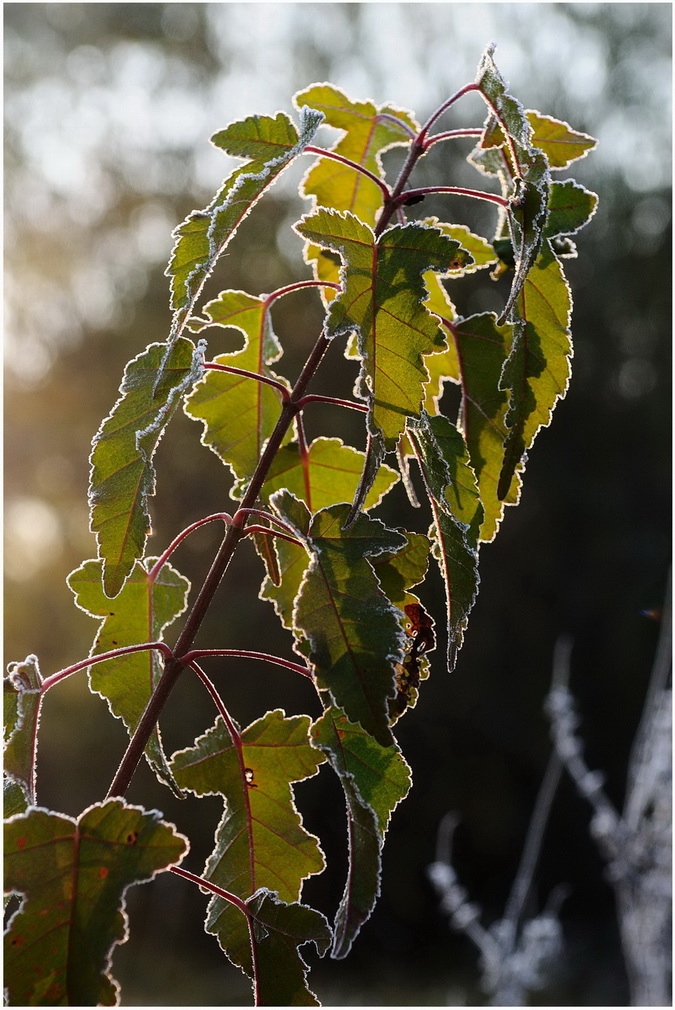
xmin=203 ymin=361 xmax=290 ymax=399
xmin=233 ymin=507 xmax=301 ymax=539
xmin=418 ymin=83 xmax=480 ymax=145
xmin=242 ymin=525 xmax=302 ymax=547
xmin=397 ymin=186 xmax=508 ymax=210
xmin=170 ymin=865 xmax=251 ymax=917
xmin=181 ymin=649 xmax=314 ymax=681
xmin=295 ymin=393 xmax=368 ymax=413
xmin=303 ymin=146 xmax=391 ymax=200
xmin=40 ymin=642 xmax=174 ymax=694
xmin=263 ymin=278 xmax=341 ymax=307
xmin=147 ymin=514 xmax=232 ymax=581
xmin=422 ymin=127 xmax=483 ymax=151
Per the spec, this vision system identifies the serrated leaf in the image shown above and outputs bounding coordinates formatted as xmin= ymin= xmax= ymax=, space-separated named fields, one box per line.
xmin=88 ymin=338 xmax=201 ymax=597
xmin=4 ymin=799 xmax=187 ymax=1007
xmin=544 ymin=179 xmax=599 ymax=240
xmin=311 ymin=706 xmax=411 ymax=957
xmin=296 ymin=83 xmax=418 ymax=226
xmin=4 ymin=777 xmax=28 ymax=820
xmin=370 ymin=531 xmax=431 ymax=611
xmin=525 ymin=110 xmax=597 ymax=169
xmin=170 ymin=709 xmax=325 ymax=996
xmin=423 ymin=218 xmax=497 ymax=276
xmin=4 ymin=655 xmax=42 ymax=804
xmin=261 ymin=492 xmax=313 ymax=631
xmin=167 ymin=107 xmax=323 ymax=337
xmin=497 ymin=242 xmax=572 ymax=501
xmin=279 ymin=500 xmax=407 ymax=747
xmin=185 ymin=290 xmax=290 ymax=484
xmin=67 ymin=558 xmax=190 ymax=795
xmin=296 ymin=210 xmax=460 ymax=449
xmin=212 ymin=888 xmax=331 ymax=1006
xmin=408 ymin=413 xmax=482 ymax=669
xmin=260 ymin=436 xmax=398 ymax=512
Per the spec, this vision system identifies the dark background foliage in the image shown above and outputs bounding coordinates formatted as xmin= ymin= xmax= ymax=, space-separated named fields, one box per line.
xmin=5 ymin=3 xmax=671 ymax=1005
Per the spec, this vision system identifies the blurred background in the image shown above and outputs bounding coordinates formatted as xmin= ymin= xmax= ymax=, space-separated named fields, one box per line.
xmin=4 ymin=3 xmax=671 ymax=1005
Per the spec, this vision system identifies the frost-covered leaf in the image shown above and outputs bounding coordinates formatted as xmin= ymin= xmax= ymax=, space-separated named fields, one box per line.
xmin=185 ymin=290 xmax=290 ymax=483
xmin=214 ymin=889 xmax=331 ymax=1006
xmin=296 ymin=83 xmax=418 ymax=225
xmin=260 ymin=436 xmax=398 ymax=512
xmin=67 ymin=558 xmax=190 ymax=795
xmin=526 ymin=110 xmax=597 ymax=169
xmin=497 ymin=242 xmax=572 ymax=501
xmin=408 ymin=414 xmax=482 ymax=669
xmin=4 ymin=655 xmax=42 ymax=804
xmin=296 ymin=210 xmax=459 ymax=449
xmin=167 ymin=108 xmax=323 ymax=337
xmin=4 ymin=799 xmax=186 ymax=1007
xmin=277 ymin=498 xmax=406 ymax=746
xmin=370 ymin=531 xmax=431 ymax=612
xmin=170 ymin=709 xmax=325 ymax=995
xmin=311 ymin=706 xmax=411 ymax=957
xmin=89 ymin=338 xmax=201 ymax=598
xmin=544 ymin=179 xmax=599 ymax=240
xmin=261 ymin=492 xmax=312 ymax=631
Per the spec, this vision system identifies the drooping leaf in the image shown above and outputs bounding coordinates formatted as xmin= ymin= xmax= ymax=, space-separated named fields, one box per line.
xmin=185 ymin=290 xmax=291 ymax=484
xmin=408 ymin=413 xmax=482 ymax=669
xmin=4 ymin=655 xmax=42 ymax=804
xmin=544 ymin=179 xmax=599 ymax=241
xmin=167 ymin=107 xmax=323 ymax=338
xmin=67 ymin=557 xmax=190 ymax=795
xmin=447 ymin=311 xmax=520 ymax=540
xmin=89 ymin=338 xmax=201 ymax=598
xmin=4 ymin=799 xmax=187 ymax=1007
xmin=311 ymin=706 xmax=412 ymax=957
xmin=277 ymin=498 xmax=407 ymax=746
xmin=260 ymin=492 xmax=312 ymax=631
xmin=370 ymin=531 xmax=431 ymax=611
xmin=473 ymin=45 xmax=551 ymax=323
xmin=525 ymin=110 xmax=597 ymax=169
xmin=214 ymin=888 xmax=331 ymax=1006
xmin=497 ymin=241 xmax=572 ymax=501
xmin=296 ymin=210 xmax=460 ymax=449
xmin=259 ymin=436 xmax=399 ymax=512
xmin=296 ymin=83 xmax=418 ymax=226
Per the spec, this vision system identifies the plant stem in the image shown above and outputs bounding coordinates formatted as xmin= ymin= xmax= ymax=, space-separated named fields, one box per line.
xmin=422 ymin=127 xmax=483 ymax=151
xmin=295 ymin=393 xmax=368 ymax=413
xmin=41 ymin=642 xmax=174 ymax=694
xmin=203 ymin=361 xmax=290 ymax=399
xmin=397 ymin=186 xmax=508 ymax=210
xmin=264 ymin=278 xmax=341 ymax=307
xmin=183 ymin=649 xmax=313 ymax=680
xmin=170 ymin=864 xmax=251 ymax=917
xmin=303 ymin=146 xmax=391 ymax=200
xmin=147 ymin=514 xmax=232 ymax=581
xmin=107 ymin=330 xmax=331 ymax=798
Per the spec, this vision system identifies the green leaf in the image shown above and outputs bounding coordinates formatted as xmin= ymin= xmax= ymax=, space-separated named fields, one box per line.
xmin=497 ymin=242 xmax=572 ymax=501
xmin=185 ymin=290 xmax=291 ymax=484
xmin=167 ymin=107 xmax=323 ymax=336
xmin=311 ymin=706 xmax=411 ymax=957
xmin=213 ymin=889 xmax=331 ymax=1006
xmin=4 ymin=655 xmax=42 ymax=804
xmin=370 ymin=531 xmax=431 ymax=611
xmin=278 ymin=498 xmax=407 ymax=747
xmin=67 ymin=557 xmax=190 ymax=795
xmin=4 ymin=799 xmax=187 ymax=1007
xmin=4 ymin=777 xmax=28 ymax=820
xmin=408 ymin=413 xmax=482 ymax=669
xmin=296 ymin=83 xmax=418 ymax=226
xmin=260 ymin=436 xmax=399 ymax=512
xmin=526 ymin=110 xmax=597 ymax=169
xmin=422 ymin=218 xmax=497 ymax=276
xmin=88 ymin=337 xmax=201 ymax=598
xmin=170 ymin=709 xmax=325 ymax=996
xmin=450 ymin=312 xmax=520 ymax=540
xmin=544 ymin=179 xmax=599 ymax=240
xmin=296 ymin=210 xmax=460 ymax=449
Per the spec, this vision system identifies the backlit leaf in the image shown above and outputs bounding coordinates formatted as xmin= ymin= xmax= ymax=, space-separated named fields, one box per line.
xmin=544 ymin=179 xmax=599 ymax=241
xmin=526 ymin=110 xmax=597 ymax=169
xmin=278 ymin=499 xmax=407 ymax=746
xmin=311 ymin=706 xmax=411 ymax=957
xmin=170 ymin=709 xmax=325 ymax=990
xmin=67 ymin=557 xmax=190 ymax=795
xmin=408 ymin=413 xmax=482 ymax=669
xmin=4 ymin=799 xmax=186 ymax=1007
xmin=185 ymin=290 xmax=290 ymax=483
xmin=497 ymin=242 xmax=572 ymax=501
xmin=214 ymin=889 xmax=331 ymax=1006
xmin=4 ymin=655 xmax=42 ymax=804
xmin=260 ymin=492 xmax=312 ymax=631
xmin=167 ymin=108 xmax=323 ymax=337
xmin=296 ymin=210 xmax=460 ymax=449
xmin=260 ymin=436 xmax=398 ymax=512
xmin=296 ymin=83 xmax=418 ymax=225
xmin=89 ymin=338 xmax=201 ymax=598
